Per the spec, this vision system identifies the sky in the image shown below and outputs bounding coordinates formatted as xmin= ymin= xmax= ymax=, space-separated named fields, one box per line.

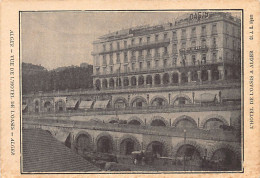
xmin=21 ymin=11 xmax=241 ymax=70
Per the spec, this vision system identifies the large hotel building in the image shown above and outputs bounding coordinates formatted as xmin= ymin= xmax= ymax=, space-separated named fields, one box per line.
xmin=23 ymin=12 xmax=242 ymax=171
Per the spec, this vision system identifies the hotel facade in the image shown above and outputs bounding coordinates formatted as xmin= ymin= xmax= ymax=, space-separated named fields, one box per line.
xmin=23 ymin=12 xmax=242 ymax=171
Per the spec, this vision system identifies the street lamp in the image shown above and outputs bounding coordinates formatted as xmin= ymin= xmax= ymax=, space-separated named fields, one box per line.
xmin=183 ymin=129 xmax=187 ymax=171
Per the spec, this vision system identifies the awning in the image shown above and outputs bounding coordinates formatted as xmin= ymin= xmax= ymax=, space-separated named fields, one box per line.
xmin=93 ymin=100 xmax=110 ymax=109
xmin=195 ymin=93 xmax=216 ymax=103
xmin=79 ymin=100 xmax=94 ymax=110
xmin=54 ymin=132 xmax=70 ymax=143
xmin=22 ymin=104 xmax=27 ymax=111
xmin=66 ymin=99 xmax=79 ymax=108
xmin=221 ymin=89 xmax=241 ymax=100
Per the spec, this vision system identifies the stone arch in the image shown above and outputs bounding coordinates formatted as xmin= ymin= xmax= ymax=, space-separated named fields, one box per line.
xmin=55 ymin=99 xmax=66 ymax=112
xmin=207 ymin=143 xmax=241 ymax=161
xmin=130 ymin=96 xmax=147 ymax=107
xmin=113 ymin=96 xmax=128 ymax=108
xmin=200 ymin=114 xmax=229 ymax=128
xmin=95 ymin=132 xmax=114 ymax=153
xmin=150 ymin=95 xmax=169 ymax=107
xmin=74 ymin=131 xmax=93 ymax=153
xmin=148 ymin=116 xmax=170 ymax=127
xmin=127 ymin=116 xmax=145 ymax=126
xmin=146 ymin=139 xmax=170 ymax=157
xmin=172 ymin=115 xmax=198 ymax=128
xmin=118 ymin=134 xmax=141 ymax=155
xmin=172 ymin=140 xmax=205 ymax=158
xmin=43 ymin=100 xmax=53 ymax=112
xmin=107 ymin=117 xmax=119 ymax=124
xmin=172 ymin=94 xmax=192 ymax=105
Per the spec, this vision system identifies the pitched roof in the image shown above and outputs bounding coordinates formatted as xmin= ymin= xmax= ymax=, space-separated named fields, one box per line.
xmin=22 ymin=129 xmax=100 ymax=172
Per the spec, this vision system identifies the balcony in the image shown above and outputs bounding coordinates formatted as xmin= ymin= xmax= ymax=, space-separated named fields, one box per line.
xmin=128 ymin=38 xmax=170 ymax=51
xmin=179 ymin=46 xmax=208 ymax=54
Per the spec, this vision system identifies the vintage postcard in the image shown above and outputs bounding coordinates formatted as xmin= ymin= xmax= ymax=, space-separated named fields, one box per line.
xmin=0 ymin=0 xmax=259 ymax=177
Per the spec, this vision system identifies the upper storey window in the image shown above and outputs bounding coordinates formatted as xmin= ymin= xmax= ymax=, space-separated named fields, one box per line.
xmin=191 ymin=40 xmax=196 ymax=47
xmin=201 ymin=39 xmax=206 ymax=47
xmin=164 ymin=33 xmax=168 ymax=39
xmin=110 ymin=43 xmax=113 ymax=51
xmin=181 ymin=29 xmax=186 ymax=39
xmin=117 ymin=42 xmax=120 ymax=50
xmin=212 ymin=24 xmax=217 ymax=34
xmin=109 ymin=54 xmax=113 ymax=65
xmin=139 ymin=38 xmax=143 ymax=44
xmin=172 ymin=31 xmax=177 ymax=41
xmin=116 ymin=53 xmax=120 ymax=64
xmin=191 ymin=27 xmax=196 ymax=38
xmin=155 ymin=34 xmax=159 ymax=41
xmin=181 ymin=42 xmax=186 ymax=49
xmin=103 ymin=44 xmax=106 ymax=51
xmin=131 ymin=38 xmax=135 ymax=45
xmin=124 ymin=41 xmax=127 ymax=48
xmin=201 ymin=26 xmax=206 ymax=36
xmin=147 ymin=36 xmax=150 ymax=43
xmin=102 ymin=55 xmax=107 ymax=66
xmin=124 ymin=52 xmax=128 ymax=63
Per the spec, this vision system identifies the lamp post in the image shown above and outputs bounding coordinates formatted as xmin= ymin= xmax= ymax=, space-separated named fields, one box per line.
xmin=183 ymin=129 xmax=187 ymax=171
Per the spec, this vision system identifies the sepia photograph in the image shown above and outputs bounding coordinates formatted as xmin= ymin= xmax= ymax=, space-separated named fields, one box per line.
xmin=21 ymin=10 xmax=243 ymax=173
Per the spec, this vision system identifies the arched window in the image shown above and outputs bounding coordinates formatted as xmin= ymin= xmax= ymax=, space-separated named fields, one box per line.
xmin=146 ymin=141 xmax=165 ymax=157
xmin=151 ymin=97 xmax=167 ymax=107
xmin=95 ymin=79 xmax=101 ymax=90
xmin=154 ymin=74 xmax=161 ymax=85
xmin=131 ymin=97 xmax=147 ymax=109
xmin=146 ymin=75 xmax=152 ymax=85
xmin=123 ymin=77 xmax=129 ymax=86
xmin=102 ymin=79 xmax=108 ymax=88
xmin=163 ymin=73 xmax=170 ymax=84
xmin=201 ymin=70 xmax=208 ymax=81
xmin=128 ymin=120 xmax=141 ymax=125
xmin=172 ymin=73 xmax=179 ymax=84
xmin=176 ymin=144 xmax=202 ymax=165
xmin=44 ymin=101 xmax=52 ymax=112
xmin=151 ymin=119 xmax=166 ymax=127
xmin=97 ymin=136 xmax=113 ymax=153
xmin=191 ymin=71 xmax=198 ymax=81
xmin=181 ymin=73 xmax=188 ymax=83
xmin=173 ymin=97 xmax=191 ymax=106
xmin=138 ymin=76 xmax=144 ymax=86
xmin=109 ymin=78 xmax=115 ymax=88
xmin=204 ymin=118 xmax=225 ymax=130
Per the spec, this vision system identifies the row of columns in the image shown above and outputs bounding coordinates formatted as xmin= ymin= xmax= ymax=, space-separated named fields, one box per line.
xmin=97 ymin=68 xmax=225 ymax=89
